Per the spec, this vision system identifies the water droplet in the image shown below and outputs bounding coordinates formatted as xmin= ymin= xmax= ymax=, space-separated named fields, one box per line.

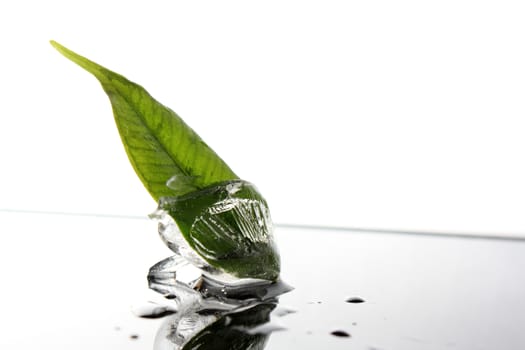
xmin=164 ymin=293 xmax=176 ymax=300
xmin=346 ymin=297 xmax=365 ymax=303
xmin=331 ymin=330 xmax=351 ymax=338
xmin=166 ymin=175 xmax=198 ymax=193
xmin=131 ymin=301 xmax=176 ymax=319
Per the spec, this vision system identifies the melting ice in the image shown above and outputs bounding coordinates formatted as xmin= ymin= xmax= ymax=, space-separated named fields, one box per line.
xmin=147 ymin=180 xmax=291 ymax=311
xmin=143 ymin=180 xmax=293 ymax=349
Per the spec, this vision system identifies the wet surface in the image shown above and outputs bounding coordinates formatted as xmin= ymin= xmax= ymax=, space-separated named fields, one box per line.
xmin=2 ymin=211 xmax=525 ymax=349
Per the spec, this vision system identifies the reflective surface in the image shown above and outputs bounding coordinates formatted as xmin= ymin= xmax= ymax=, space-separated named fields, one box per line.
xmin=154 ymin=300 xmax=279 ymax=350
xmin=1 ymin=211 xmax=524 ymax=349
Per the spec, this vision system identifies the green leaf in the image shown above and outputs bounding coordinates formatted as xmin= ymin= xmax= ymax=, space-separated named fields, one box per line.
xmin=50 ymin=40 xmax=239 ymax=201
xmin=51 ymin=41 xmax=280 ymax=281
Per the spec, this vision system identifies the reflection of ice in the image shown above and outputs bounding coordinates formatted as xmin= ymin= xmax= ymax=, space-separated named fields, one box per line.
xmin=154 ymin=301 xmax=281 ymax=350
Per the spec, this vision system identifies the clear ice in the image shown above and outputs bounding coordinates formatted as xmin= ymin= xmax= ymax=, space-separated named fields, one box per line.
xmin=147 ymin=180 xmax=290 ymax=312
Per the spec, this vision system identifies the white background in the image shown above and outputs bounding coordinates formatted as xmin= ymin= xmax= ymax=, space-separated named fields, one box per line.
xmin=2 ymin=1 xmax=525 ymax=237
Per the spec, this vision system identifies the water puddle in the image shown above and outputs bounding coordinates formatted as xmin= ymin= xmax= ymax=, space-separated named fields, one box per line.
xmin=144 ymin=263 xmax=293 ymax=348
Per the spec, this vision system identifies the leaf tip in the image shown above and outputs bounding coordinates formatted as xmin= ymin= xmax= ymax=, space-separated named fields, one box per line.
xmin=49 ymin=40 xmax=105 ymax=80
xmin=49 ymin=40 xmax=68 ymax=55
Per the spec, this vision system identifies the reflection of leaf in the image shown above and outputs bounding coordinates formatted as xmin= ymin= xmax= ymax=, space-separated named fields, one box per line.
xmin=50 ymin=41 xmax=238 ymax=200
xmin=182 ymin=302 xmax=276 ymax=350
